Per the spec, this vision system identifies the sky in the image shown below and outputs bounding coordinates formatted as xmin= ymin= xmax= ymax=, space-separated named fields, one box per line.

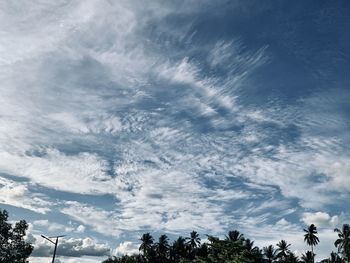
xmin=0 ymin=0 xmax=350 ymax=262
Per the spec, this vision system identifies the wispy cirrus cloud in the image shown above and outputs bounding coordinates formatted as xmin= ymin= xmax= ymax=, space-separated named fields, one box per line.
xmin=0 ymin=177 xmax=51 ymax=214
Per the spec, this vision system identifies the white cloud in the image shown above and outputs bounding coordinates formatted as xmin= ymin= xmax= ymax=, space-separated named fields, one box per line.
xmin=276 ymin=218 xmax=290 ymax=226
xmin=231 ymin=139 xmax=350 ymax=209
xmin=49 ymin=112 xmax=123 ymax=135
xmin=156 ymin=48 xmax=266 ymax=115
xmin=33 ymin=219 xmax=75 ymax=233
xmin=60 ymin=166 xmax=234 ymax=235
xmin=302 ymin=212 xmax=339 ymax=228
xmin=115 ymin=241 xmax=139 ymax=256
xmin=61 ymin=201 xmax=122 ymax=237
xmin=29 ymin=257 xmax=102 ymax=263
xmin=76 ymin=225 xmax=86 ymax=233
xmin=26 ymin=222 xmax=108 ymax=261
xmin=31 ymin=235 xmax=110 ymax=258
xmin=0 ymin=177 xmax=51 ymax=214
xmin=0 ymin=149 xmax=114 ymax=195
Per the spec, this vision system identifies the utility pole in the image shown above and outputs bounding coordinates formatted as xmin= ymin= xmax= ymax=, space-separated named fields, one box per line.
xmin=41 ymin=235 xmax=65 ymax=263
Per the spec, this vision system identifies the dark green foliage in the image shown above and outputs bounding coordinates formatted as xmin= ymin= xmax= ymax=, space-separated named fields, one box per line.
xmin=102 ymin=255 xmax=142 ymax=263
xmin=186 ymin=231 xmax=201 ymax=259
xmin=0 ymin=209 xmax=33 ymax=263
xmin=334 ymin=224 xmax=350 ymax=262
xmin=263 ymin=245 xmax=276 ymax=263
xmin=276 ymin=240 xmax=291 ymax=261
xmin=226 ymin=230 xmax=244 ymax=242
xmin=170 ymin=236 xmax=187 ymax=261
xmin=139 ymin=232 xmax=154 ymax=262
xmin=286 ymin=252 xmax=300 ymax=263
xmin=327 ymin=252 xmax=342 ymax=263
xmin=156 ymin=234 xmax=170 ymax=263
xmin=301 ymin=251 xmax=314 ymax=263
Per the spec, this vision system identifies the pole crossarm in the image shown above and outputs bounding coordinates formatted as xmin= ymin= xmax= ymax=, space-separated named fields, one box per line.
xmin=41 ymin=235 xmax=56 ymax=245
xmin=41 ymin=234 xmax=66 ymax=263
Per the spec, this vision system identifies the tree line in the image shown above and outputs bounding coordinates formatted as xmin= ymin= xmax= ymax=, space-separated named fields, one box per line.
xmin=103 ymin=224 xmax=350 ymax=263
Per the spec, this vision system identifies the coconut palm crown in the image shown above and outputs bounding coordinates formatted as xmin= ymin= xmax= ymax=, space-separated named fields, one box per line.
xmin=304 ymin=223 xmax=319 ymax=262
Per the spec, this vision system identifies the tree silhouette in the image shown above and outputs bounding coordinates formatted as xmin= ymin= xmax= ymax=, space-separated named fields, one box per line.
xmin=301 ymin=251 xmax=314 ymax=263
xmin=276 ymin=240 xmax=291 ymax=262
xmin=156 ymin=234 xmax=169 ymax=263
xmin=196 ymin=243 xmax=209 ymax=259
xmin=170 ymin=236 xmax=187 ymax=261
xmin=0 ymin=209 xmax=33 ymax=263
xmin=103 ymin=255 xmax=141 ymax=263
xmin=304 ymin=224 xmax=319 ymax=263
xmin=286 ymin=252 xmax=300 ymax=263
xmin=334 ymin=224 xmax=350 ymax=262
xmin=244 ymin=238 xmax=255 ymax=252
xmin=328 ymin=252 xmax=342 ymax=263
xmin=226 ymin=230 xmax=244 ymax=243
xmin=186 ymin=231 xmax=200 ymax=259
xmin=263 ymin=245 xmax=276 ymax=263
xmin=139 ymin=233 xmax=154 ymax=261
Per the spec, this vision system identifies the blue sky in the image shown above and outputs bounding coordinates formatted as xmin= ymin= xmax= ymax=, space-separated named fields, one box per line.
xmin=0 ymin=1 xmax=349 ymax=262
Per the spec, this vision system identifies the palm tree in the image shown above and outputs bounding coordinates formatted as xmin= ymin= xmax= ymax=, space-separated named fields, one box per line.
xmin=244 ymin=238 xmax=255 ymax=252
xmin=186 ymin=231 xmax=201 ymax=250
xmin=226 ymin=230 xmax=245 ymax=242
xmin=301 ymin=251 xmax=314 ymax=263
xmin=276 ymin=240 xmax=291 ymax=262
xmin=186 ymin=231 xmax=201 ymax=258
xmin=328 ymin=252 xmax=342 ymax=263
xmin=156 ymin=234 xmax=169 ymax=263
xmin=304 ymin=224 xmax=319 ymax=263
xmin=263 ymin=245 xmax=276 ymax=263
xmin=334 ymin=224 xmax=350 ymax=262
xmin=170 ymin=236 xmax=187 ymax=260
xmin=196 ymin=243 xmax=209 ymax=258
xmin=139 ymin=233 xmax=154 ymax=259
xmin=286 ymin=252 xmax=300 ymax=263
